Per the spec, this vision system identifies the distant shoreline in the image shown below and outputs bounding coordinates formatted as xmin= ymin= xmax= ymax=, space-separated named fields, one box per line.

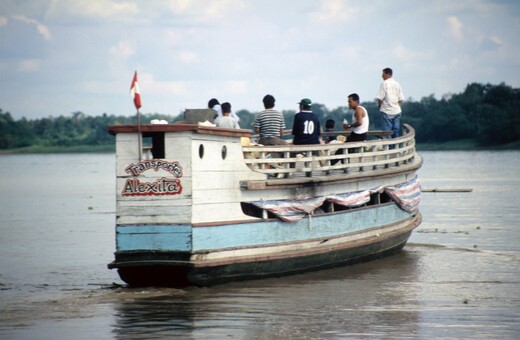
xmin=1 ymin=139 xmax=519 ymax=154
xmin=0 ymin=145 xmax=115 ymax=154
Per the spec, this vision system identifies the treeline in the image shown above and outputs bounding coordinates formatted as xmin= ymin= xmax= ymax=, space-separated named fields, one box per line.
xmin=0 ymin=82 xmax=519 ymax=151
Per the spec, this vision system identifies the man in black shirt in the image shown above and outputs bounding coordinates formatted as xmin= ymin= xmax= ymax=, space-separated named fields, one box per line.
xmin=292 ymin=98 xmax=321 ymax=145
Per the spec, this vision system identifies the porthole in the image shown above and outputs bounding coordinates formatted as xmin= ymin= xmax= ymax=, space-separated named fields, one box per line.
xmin=199 ymin=144 xmax=204 ymax=159
xmin=221 ymin=145 xmax=227 ymax=160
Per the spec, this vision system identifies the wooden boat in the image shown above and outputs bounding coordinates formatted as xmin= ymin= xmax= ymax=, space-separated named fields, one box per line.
xmin=107 ymin=117 xmax=422 ymax=287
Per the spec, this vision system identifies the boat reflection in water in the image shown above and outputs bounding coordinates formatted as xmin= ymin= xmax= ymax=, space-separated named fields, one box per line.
xmin=111 ymin=250 xmax=421 ymax=338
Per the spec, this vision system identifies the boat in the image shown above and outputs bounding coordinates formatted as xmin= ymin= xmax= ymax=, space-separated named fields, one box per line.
xmin=107 ymin=111 xmax=422 ymax=287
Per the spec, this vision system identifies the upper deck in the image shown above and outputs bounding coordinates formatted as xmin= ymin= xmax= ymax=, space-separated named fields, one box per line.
xmin=109 ymin=122 xmax=421 ymax=225
xmin=109 ymin=123 xmax=421 ymax=190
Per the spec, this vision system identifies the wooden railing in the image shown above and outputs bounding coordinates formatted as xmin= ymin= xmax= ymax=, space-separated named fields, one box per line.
xmin=242 ymin=124 xmax=418 ymax=178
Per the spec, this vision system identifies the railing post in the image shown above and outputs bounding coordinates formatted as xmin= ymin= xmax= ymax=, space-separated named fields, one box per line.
xmin=305 ymin=151 xmax=312 ymax=177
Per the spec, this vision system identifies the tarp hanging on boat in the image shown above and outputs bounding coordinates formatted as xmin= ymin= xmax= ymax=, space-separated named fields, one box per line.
xmin=252 ymin=177 xmax=421 ymax=221
xmin=251 ymin=197 xmax=326 ymax=222
xmin=384 ymin=176 xmax=421 ymax=212
xmin=326 ymin=187 xmax=384 ymax=207
xmin=251 ymin=190 xmax=380 ymax=222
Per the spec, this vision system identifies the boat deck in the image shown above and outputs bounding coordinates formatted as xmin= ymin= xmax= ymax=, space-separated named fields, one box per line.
xmin=242 ymin=125 xmax=420 ymax=189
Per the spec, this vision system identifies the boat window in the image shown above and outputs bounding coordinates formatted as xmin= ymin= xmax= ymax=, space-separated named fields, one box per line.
xmin=143 ymin=132 xmax=165 ymax=159
xmin=199 ymin=144 xmax=204 ymax=159
xmin=221 ymin=145 xmax=227 ymax=160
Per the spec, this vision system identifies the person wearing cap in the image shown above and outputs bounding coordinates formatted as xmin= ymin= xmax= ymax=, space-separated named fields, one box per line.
xmin=292 ymin=98 xmax=321 ymax=145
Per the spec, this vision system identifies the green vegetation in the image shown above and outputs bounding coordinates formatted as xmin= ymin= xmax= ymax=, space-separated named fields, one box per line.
xmin=1 ymin=82 xmax=518 ymax=153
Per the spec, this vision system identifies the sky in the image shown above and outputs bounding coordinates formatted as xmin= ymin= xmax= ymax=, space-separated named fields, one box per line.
xmin=1 ymin=0 xmax=519 ymax=120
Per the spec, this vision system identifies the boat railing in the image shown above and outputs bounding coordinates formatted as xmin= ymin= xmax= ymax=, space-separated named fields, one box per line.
xmin=242 ymin=124 xmax=417 ymax=179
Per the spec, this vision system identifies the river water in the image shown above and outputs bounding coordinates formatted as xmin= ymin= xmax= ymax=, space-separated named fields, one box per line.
xmin=0 ymin=151 xmax=519 ymax=339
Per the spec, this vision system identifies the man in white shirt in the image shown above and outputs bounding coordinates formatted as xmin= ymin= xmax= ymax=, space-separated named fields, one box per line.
xmin=377 ymin=68 xmax=404 ymax=138
xmin=215 ymin=102 xmax=240 ymax=129
xmin=208 ymin=98 xmax=240 ymax=124
xmin=344 ymin=93 xmax=369 ymax=142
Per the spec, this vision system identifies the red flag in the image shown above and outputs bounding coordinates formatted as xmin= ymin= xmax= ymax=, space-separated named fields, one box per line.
xmin=130 ymin=71 xmax=142 ymax=110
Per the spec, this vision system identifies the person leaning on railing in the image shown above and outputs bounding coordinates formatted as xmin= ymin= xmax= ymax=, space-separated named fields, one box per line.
xmin=344 ymin=93 xmax=369 ymax=142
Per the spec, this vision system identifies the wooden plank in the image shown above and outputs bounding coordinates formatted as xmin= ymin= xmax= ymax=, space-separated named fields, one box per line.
xmin=242 ymin=141 xmax=417 ymax=177
xmin=192 ymin=186 xmax=242 ymax=202
xmin=116 ymin=225 xmax=192 ymax=252
xmin=192 ymin=141 xmax=255 ymax=172
xmin=109 ymin=123 xmax=251 ymax=137
xmin=116 ymin=206 xmax=192 ymax=224
xmin=422 ymin=188 xmax=473 ymax=193
xmin=117 ymin=204 xmax=191 ymax=217
xmin=117 ymin=196 xmax=192 ymax=207
xmin=241 ymin=156 xmax=422 ymax=190
xmin=191 ymin=202 xmax=250 ymax=224
xmin=190 ymin=204 xmax=413 ymax=251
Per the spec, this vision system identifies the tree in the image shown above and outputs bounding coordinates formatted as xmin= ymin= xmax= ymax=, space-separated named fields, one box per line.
xmin=0 ymin=82 xmax=518 ymax=151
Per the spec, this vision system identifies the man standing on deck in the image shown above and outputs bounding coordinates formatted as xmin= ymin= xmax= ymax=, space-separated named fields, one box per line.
xmin=344 ymin=93 xmax=369 ymax=142
xmin=292 ymin=98 xmax=321 ymax=145
xmin=254 ymin=94 xmax=287 ymax=146
xmin=377 ymin=67 xmax=404 ymax=138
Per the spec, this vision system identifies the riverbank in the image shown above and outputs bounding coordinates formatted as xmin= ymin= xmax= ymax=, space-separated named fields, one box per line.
xmin=0 ymin=144 xmax=115 ymax=154
xmin=417 ymin=138 xmax=520 ymax=151
xmin=1 ymin=138 xmax=519 ymax=154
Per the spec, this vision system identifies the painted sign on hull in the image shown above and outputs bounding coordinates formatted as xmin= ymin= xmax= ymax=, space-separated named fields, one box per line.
xmin=122 ymin=160 xmax=183 ymax=196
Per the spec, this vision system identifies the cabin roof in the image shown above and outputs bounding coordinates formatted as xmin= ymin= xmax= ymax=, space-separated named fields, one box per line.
xmin=108 ymin=124 xmax=252 ymax=138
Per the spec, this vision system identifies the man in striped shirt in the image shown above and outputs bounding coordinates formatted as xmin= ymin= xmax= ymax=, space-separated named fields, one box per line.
xmin=254 ymin=94 xmax=287 ymax=146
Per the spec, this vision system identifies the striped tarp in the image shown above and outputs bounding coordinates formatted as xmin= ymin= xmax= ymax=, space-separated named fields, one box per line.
xmin=384 ymin=176 xmax=421 ymax=212
xmin=327 ymin=187 xmax=384 ymax=207
xmin=251 ymin=177 xmax=421 ymax=222
xmin=251 ymin=197 xmax=326 ymax=222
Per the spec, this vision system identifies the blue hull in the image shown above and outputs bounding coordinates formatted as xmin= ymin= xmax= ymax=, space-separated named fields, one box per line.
xmin=108 ymin=205 xmax=421 ymax=287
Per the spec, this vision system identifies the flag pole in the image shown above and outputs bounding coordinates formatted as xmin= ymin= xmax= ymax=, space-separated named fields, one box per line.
xmin=130 ymin=70 xmax=143 ymax=161
xmin=137 ymin=107 xmax=142 ymax=161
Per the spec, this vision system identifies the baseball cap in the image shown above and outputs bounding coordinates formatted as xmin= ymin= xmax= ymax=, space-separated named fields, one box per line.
xmin=297 ymin=98 xmax=312 ymax=106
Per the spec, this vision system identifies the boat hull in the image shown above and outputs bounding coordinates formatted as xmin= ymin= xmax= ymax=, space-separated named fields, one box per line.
xmin=107 ymin=123 xmax=423 ymax=287
xmin=110 ymin=212 xmax=421 ymax=287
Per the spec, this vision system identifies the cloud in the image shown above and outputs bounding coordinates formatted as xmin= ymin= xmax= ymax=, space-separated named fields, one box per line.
xmin=447 ymin=15 xmax=463 ymax=39
xmin=45 ymin=0 xmax=138 ymax=21
xmin=392 ymin=43 xmax=427 ymax=63
xmin=479 ymin=36 xmax=502 ymax=51
xmin=18 ymin=59 xmax=42 ymax=72
xmin=12 ymin=15 xmax=52 ymax=41
xmin=223 ymin=80 xmax=248 ymax=95
xmin=108 ymin=41 xmax=135 ymax=60
xmin=139 ymin=72 xmax=190 ymax=96
xmin=311 ymin=0 xmax=357 ymax=23
xmin=164 ymin=0 xmax=248 ymax=23
xmin=339 ymin=46 xmax=361 ymax=60
xmin=1 ymin=1 xmax=519 ymax=119
xmin=177 ymin=50 xmax=200 ymax=64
